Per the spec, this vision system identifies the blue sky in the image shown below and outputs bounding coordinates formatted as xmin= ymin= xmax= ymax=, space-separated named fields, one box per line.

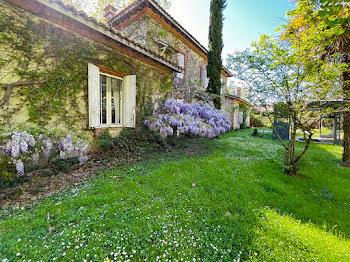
xmin=169 ymin=0 xmax=296 ymax=62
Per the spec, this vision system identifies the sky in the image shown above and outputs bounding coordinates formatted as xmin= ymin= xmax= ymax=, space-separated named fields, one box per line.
xmin=168 ymin=0 xmax=296 ymax=63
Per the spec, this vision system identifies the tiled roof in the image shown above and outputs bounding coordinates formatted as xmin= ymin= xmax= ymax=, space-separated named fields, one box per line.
xmin=225 ymin=94 xmax=251 ymax=106
xmin=44 ymin=0 xmax=183 ymax=72
xmin=107 ymin=0 xmax=207 ymax=53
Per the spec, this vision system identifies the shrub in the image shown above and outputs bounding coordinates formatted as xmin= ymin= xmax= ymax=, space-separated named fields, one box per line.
xmin=97 ymin=126 xmax=163 ymax=159
xmin=0 ymin=131 xmax=89 ymax=179
xmin=250 ymin=110 xmax=272 ymax=128
xmin=251 ymin=128 xmax=259 ymax=137
xmin=144 ymin=99 xmax=232 ymax=139
xmin=250 ymin=114 xmax=264 ymax=127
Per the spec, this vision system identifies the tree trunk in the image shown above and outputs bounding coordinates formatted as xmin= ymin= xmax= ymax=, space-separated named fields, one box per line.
xmin=284 ymin=147 xmax=290 ymax=167
xmin=342 ymin=55 xmax=350 ymax=167
xmin=289 ymin=126 xmax=298 ymax=176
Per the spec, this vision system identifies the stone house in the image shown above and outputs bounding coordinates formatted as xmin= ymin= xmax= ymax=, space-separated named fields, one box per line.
xmin=103 ymin=0 xmax=233 ymax=97
xmin=0 ymin=0 xmax=182 ymax=139
xmin=0 ymin=0 xmax=242 ymax=141
xmin=222 ymin=91 xmax=251 ymax=130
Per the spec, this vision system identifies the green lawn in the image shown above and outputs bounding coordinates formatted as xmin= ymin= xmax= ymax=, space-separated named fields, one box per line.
xmin=1 ymin=129 xmax=350 ymax=261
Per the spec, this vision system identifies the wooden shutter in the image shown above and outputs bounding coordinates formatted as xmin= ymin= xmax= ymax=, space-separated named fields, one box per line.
xmin=122 ymin=75 xmax=136 ymax=128
xmin=201 ymin=65 xmax=208 ymax=89
xmin=176 ymin=53 xmax=185 ymax=79
xmin=239 ymin=111 xmax=244 ymax=124
xmin=88 ymin=63 xmax=100 ymax=128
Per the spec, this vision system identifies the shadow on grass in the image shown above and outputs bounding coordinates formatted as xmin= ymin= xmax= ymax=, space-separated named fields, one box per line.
xmin=0 ymin=129 xmax=349 ymax=261
xmin=227 ymin=130 xmax=350 ymax=260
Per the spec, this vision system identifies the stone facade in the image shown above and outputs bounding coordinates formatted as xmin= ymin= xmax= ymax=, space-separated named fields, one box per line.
xmin=119 ymin=15 xmax=206 ymax=84
xmin=106 ymin=0 xmax=233 ymax=100
xmin=222 ymin=95 xmax=251 ymax=130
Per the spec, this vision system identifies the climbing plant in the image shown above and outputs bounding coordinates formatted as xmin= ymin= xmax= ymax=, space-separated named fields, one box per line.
xmin=0 ymin=1 xmax=173 ymax=134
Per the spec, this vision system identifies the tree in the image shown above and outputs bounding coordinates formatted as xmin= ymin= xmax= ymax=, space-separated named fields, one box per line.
xmin=207 ymin=0 xmax=227 ymax=109
xmin=63 ymin=0 xmax=171 ymax=21
xmin=283 ymin=0 xmax=350 ymax=166
xmin=227 ymin=35 xmax=343 ymax=176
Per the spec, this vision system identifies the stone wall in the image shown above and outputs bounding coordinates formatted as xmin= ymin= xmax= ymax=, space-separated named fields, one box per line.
xmin=119 ymin=15 xmax=206 ymax=83
xmin=223 ymin=97 xmax=239 ymax=129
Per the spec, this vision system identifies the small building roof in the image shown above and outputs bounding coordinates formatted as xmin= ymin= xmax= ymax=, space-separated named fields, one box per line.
xmin=225 ymin=94 xmax=251 ymax=106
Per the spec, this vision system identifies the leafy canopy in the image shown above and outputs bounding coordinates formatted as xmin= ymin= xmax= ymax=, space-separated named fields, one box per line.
xmin=227 ymin=33 xmax=344 ymax=175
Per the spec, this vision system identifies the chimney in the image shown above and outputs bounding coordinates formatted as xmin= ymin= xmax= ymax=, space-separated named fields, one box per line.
xmin=104 ymin=5 xmax=118 ymax=24
xmin=237 ymin=87 xmax=241 ymax=97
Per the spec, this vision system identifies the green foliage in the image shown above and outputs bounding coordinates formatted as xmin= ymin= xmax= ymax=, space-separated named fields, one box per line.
xmin=0 ymin=157 xmax=16 ymax=186
xmin=283 ymin=0 xmax=350 ymax=164
xmin=315 ymin=0 xmax=349 ymax=34
xmin=283 ymin=0 xmax=348 ymax=56
xmin=250 ymin=111 xmax=269 ymax=128
xmin=52 ymin=158 xmax=80 ymax=173
xmin=207 ymin=0 xmax=227 ymax=109
xmin=1 ymin=130 xmax=350 ymax=261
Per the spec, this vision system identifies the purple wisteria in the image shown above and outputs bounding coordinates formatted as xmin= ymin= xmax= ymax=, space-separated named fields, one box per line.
xmin=1 ymin=131 xmax=89 ymax=176
xmin=145 ymin=99 xmax=232 ymax=139
xmin=58 ymin=134 xmax=89 ymax=165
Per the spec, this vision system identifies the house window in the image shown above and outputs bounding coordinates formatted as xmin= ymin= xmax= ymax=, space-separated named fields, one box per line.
xmin=100 ymin=74 xmax=122 ymax=125
xmin=88 ymin=63 xmax=137 ymax=129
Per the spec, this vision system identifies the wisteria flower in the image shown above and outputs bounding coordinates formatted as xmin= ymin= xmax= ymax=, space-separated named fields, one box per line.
xmin=145 ymin=99 xmax=231 ymax=139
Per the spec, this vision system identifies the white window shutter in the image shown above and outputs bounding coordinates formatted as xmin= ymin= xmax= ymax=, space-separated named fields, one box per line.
xmin=201 ymin=66 xmax=205 ymax=87
xmin=88 ymin=63 xmax=100 ymax=128
xmin=239 ymin=111 xmax=244 ymax=124
xmin=122 ymin=75 xmax=137 ymax=128
xmin=176 ymin=53 xmax=185 ymax=79
xmin=201 ymin=66 xmax=208 ymax=89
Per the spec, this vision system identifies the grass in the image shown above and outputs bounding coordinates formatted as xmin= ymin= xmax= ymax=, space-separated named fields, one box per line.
xmin=0 ymin=129 xmax=349 ymax=261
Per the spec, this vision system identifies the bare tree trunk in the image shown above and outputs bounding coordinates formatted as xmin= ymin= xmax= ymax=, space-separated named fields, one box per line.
xmin=342 ymin=55 xmax=350 ymax=167
xmin=284 ymin=147 xmax=290 ymax=167
xmin=289 ymin=126 xmax=298 ymax=176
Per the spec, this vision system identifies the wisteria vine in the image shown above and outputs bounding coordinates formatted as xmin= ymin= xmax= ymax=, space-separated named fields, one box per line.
xmin=0 ymin=131 xmax=89 ymax=176
xmin=144 ymin=99 xmax=232 ymax=139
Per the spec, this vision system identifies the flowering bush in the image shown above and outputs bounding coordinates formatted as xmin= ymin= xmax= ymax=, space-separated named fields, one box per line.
xmin=0 ymin=131 xmax=88 ymax=176
xmin=144 ymin=99 xmax=232 ymax=139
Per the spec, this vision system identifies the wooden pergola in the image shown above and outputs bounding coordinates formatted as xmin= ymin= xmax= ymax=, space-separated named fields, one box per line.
xmin=307 ymin=100 xmax=343 ymax=145
xmin=272 ymin=100 xmax=344 ymax=145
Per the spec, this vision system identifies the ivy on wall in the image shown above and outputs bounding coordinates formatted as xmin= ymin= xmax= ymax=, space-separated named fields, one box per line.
xmin=0 ymin=1 xmax=173 ymax=133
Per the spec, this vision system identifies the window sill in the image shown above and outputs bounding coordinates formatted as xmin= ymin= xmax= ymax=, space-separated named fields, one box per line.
xmin=94 ymin=124 xmax=123 ymax=129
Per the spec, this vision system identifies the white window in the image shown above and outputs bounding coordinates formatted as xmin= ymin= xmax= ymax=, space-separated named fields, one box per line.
xmin=176 ymin=53 xmax=185 ymax=79
xmin=88 ymin=63 xmax=136 ymax=129
xmin=100 ymin=74 xmax=122 ymax=126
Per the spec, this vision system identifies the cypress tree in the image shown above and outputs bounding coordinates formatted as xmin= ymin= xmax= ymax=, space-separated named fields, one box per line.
xmin=207 ymin=0 xmax=227 ymax=109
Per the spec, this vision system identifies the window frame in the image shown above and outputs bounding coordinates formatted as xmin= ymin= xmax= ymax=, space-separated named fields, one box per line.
xmin=98 ymin=72 xmax=123 ymax=128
